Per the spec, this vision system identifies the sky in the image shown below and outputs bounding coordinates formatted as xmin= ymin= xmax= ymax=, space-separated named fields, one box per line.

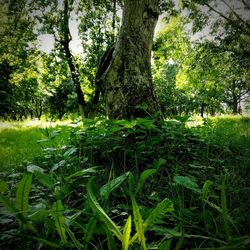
xmin=38 ymin=18 xmax=82 ymax=54
xmin=38 ymin=6 xmax=165 ymax=55
xmin=38 ymin=0 xmax=248 ymax=54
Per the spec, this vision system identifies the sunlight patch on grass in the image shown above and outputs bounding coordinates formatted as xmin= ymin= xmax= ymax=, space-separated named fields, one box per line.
xmin=0 ymin=119 xmax=72 ymax=172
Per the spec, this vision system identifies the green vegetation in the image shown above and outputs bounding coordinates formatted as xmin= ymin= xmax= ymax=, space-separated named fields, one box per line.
xmin=0 ymin=120 xmax=72 ymax=172
xmin=0 ymin=116 xmax=249 ymax=249
xmin=0 ymin=0 xmax=249 ymax=249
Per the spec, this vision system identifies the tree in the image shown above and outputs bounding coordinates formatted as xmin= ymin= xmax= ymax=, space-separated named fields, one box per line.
xmin=0 ymin=0 xmax=39 ymax=120
xmin=32 ymin=0 xmax=120 ymax=118
xmin=102 ymin=0 xmax=162 ymax=119
xmin=153 ymin=16 xmax=191 ymax=116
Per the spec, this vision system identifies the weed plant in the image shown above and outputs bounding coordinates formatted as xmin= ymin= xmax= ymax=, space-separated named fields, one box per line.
xmin=0 ymin=116 xmax=249 ymax=249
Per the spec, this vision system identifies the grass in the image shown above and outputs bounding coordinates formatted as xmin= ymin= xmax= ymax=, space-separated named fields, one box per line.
xmin=0 ymin=115 xmax=249 ymax=249
xmin=0 ymin=119 xmax=73 ymax=172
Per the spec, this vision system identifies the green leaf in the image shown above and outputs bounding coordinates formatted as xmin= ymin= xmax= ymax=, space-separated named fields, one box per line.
xmin=29 ymin=209 xmax=49 ymax=223
xmin=64 ymin=224 xmax=82 ymax=250
xmin=15 ymin=175 xmax=32 ymax=218
xmin=51 ymin=160 xmax=66 ymax=172
xmin=39 ymin=127 xmax=49 ymax=137
xmin=158 ymin=239 xmax=172 ymax=250
xmin=0 ymin=181 xmax=8 ymax=192
xmin=128 ymin=172 xmax=135 ymax=192
xmin=136 ymin=118 xmax=155 ymax=129
xmin=100 ymin=172 xmax=130 ymax=198
xmin=173 ymin=175 xmax=200 ymax=192
xmin=135 ymin=169 xmax=157 ymax=194
xmin=63 ymin=147 xmax=78 ymax=158
xmin=122 ymin=215 xmax=131 ymax=250
xmin=64 ymin=167 xmax=97 ymax=181
xmin=144 ymin=198 xmax=174 ymax=230
xmin=0 ymin=193 xmax=17 ymax=215
xmin=51 ymin=200 xmax=67 ymax=244
xmin=131 ymin=194 xmax=147 ymax=250
xmin=83 ymin=217 xmax=97 ymax=250
xmin=202 ymin=180 xmax=213 ymax=201
xmin=27 ymin=164 xmax=44 ymax=173
xmin=33 ymin=171 xmax=55 ymax=188
xmin=151 ymin=158 xmax=166 ymax=169
xmin=87 ymin=181 xmax=122 ymax=241
xmin=103 ymin=225 xmax=117 ymax=250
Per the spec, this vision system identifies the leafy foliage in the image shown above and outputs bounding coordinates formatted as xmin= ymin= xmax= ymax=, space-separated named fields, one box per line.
xmin=0 ymin=116 xmax=249 ymax=249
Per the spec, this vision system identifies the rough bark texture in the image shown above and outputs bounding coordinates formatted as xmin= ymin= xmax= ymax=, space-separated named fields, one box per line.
xmin=102 ymin=0 xmax=161 ymax=119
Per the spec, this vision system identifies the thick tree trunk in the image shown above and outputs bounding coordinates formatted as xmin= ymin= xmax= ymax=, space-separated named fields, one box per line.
xmin=102 ymin=0 xmax=161 ymax=119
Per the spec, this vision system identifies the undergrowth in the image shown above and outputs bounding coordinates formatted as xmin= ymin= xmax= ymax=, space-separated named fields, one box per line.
xmin=0 ymin=116 xmax=249 ymax=249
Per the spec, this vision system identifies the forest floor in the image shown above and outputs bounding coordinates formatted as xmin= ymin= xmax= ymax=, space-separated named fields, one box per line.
xmin=1 ymin=115 xmax=249 ymax=173
xmin=0 ymin=115 xmax=249 ymax=249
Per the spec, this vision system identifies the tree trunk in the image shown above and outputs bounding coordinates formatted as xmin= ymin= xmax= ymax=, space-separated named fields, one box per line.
xmin=201 ymin=103 xmax=205 ymax=118
xmin=232 ymin=94 xmax=238 ymax=114
xmin=62 ymin=0 xmax=88 ymax=117
xmin=102 ymin=0 xmax=161 ymax=119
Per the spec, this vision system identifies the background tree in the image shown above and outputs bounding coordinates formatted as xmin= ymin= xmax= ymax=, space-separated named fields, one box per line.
xmin=0 ymin=0 xmax=39 ymax=120
xmin=32 ymin=0 xmax=120 ymax=118
xmin=153 ymin=16 xmax=191 ymax=116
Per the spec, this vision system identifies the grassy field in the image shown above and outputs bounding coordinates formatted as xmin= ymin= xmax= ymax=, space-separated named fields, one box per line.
xmin=0 ymin=119 xmax=72 ymax=172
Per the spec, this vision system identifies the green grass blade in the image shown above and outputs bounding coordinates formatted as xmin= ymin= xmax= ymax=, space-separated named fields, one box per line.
xmin=135 ymin=169 xmax=157 ymax=194
xmin=64 ymin=223 xmax=82 ymax=250
xmin=83 ymin=217 xmax=97 ymax=250
xmin=221 ymin=175 xmax=231 ymax=242
xmin=131 ymin=194 xmax=147 ymax=250
xmin=15 ymin=174 xmax=32 ymax=218
xmin=87 ymin=181 xmax=122 ymax=241
xmin=51 ymin=200 xmax=67 ymax=244
xmin=103 ymin=224 xmax=118 ymax=250
xmin=202 ymin=180 xmax=213 ymax=201
xmin=122 ymin=215 xmax=131 ymax=250
xmin=144 ymin=198 xmax=174 ymax=230
xmin=64 ymin=167 xmax=97 ymax=181
xmin=100 ymin=171 xmax=130 ymax=199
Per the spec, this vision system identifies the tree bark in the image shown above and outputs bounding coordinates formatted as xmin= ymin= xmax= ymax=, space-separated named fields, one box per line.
xmin=232 ymin=94 xmax=238 ymax=114
xmin=62 ymin=0 xmax=88 ymax=117
xmin=102 ymin=0 xmax=161 ymax=119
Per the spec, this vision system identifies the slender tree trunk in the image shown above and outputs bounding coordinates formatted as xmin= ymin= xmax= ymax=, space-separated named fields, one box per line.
xmin=102 ymin=0 xmax=161 ymax=119
xmin=231 ymin=81 xmax=238 ymax=114
xmin=232 ymin=94 xmax=238 ymax=114
xmin=201 ymin=103 xmax=205 ymax=117
xmin=62 ymin=0 xmax=87 ymax=117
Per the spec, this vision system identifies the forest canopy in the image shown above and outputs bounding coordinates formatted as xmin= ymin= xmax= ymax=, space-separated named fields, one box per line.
xmin=0 ymin=0 xmax=249 ymax=120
